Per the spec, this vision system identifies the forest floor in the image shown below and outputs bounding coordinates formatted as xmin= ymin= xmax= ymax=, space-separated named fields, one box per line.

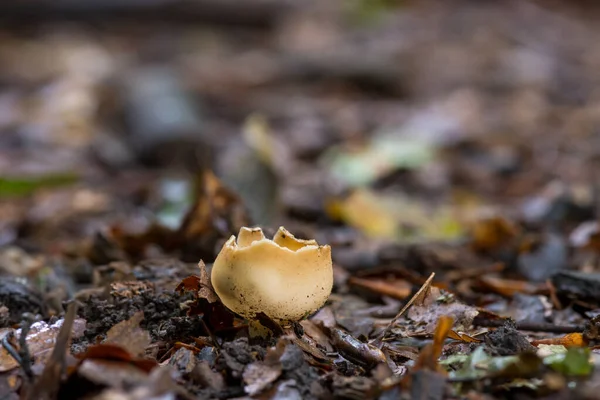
xmin=2 ymin=0 xmax=600 ymax=399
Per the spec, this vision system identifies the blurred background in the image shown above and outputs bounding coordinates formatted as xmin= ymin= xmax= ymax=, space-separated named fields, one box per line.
xmin=1 ymin=0 xmax=600 ymax=268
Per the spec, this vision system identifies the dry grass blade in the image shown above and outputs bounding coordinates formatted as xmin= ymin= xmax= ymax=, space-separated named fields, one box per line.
xmin=376 ymin=272 xmax=435 ymax=347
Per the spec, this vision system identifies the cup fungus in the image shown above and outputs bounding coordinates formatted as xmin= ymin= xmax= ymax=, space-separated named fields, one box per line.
xmin=211 ymin=227 xmax=333 ymax=325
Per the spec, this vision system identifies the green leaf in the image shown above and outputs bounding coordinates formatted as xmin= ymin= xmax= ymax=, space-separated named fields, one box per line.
xmin=0 ymin=174 xmax=78 ymax=198
xmin=322 ymin=136 xmax=435 ymax=187
xmin=546 ymin=347 xmax=592 ymax=377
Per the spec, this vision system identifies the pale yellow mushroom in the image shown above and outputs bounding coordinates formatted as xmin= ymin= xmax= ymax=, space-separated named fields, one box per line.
xmin=211 ymin=226 xmax=333 ymax=323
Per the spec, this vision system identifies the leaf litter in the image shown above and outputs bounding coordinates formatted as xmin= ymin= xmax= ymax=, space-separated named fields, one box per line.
xmin=3 ymin=1 xmax=600 ymax=399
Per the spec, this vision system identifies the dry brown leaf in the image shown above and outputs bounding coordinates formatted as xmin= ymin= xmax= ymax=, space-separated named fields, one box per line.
xmin=470 ymin=216 xmax=519 ymax=253
xmin=414 ymin=315 xmax=454 ymax=372
xmin=105 ymin=312 xmax=151 ymax=358
xmin=378 ymin=272 xmax=435 ymax=344
xmin=447 ymin=330 xmax=482 ymax=343
xmin=109 ymin=281 xmax=152 ymax=299
xmin=477 ymin=275 xmax=545 ymax=297
xmin=178 ymin=170 xmax=249 ymax=240
xmin=531 ymin=332 xmax=588 ymax=347
xmin=77 ymin=343 xmax=158 ymax=373
xmin=348 ymin=276 xmax=412 ymax=300
xmin=176 ymin=261 xmax=218 ymax=303
xmin=329 ymin=328 xmax=386 ymax=368
xmin=197 ymin=261 xmax=218 ymax=303
xmin=407 ymin=286 xmax=479 ymax=335
xmin=300 ymin=320 xmax=334 ymax=353
xmin=0 ymin=317 xmax=86 ymax=373
xmin=243 ymin=339 xmax=286 ymax=396
xmin=25 ymin=303 xmax=78 ymax=400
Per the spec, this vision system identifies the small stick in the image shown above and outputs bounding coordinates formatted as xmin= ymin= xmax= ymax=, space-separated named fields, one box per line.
xmin=199 ymin=317 xmax=220 ymax=350
xmin=1 ymin=332 xmax=22 ymax=367
xmin=376 ymin=272 xmax=435 ymax=347
xmin=18 ymin=319 xmax=34 ymax=379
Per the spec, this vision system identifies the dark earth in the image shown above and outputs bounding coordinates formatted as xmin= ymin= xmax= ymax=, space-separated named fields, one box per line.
xmin=3 ymin=0 xmax=600 ymax=399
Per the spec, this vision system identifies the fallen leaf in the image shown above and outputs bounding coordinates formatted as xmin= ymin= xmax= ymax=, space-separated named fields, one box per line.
xmin=0 ymin=316 xmax=86 ymax=373
xmin=448 ymin=330 xmax=482 ymax=343
xmin=0 ymin=370 xmax=20 ymax=400
xmin=243 ymin=339 xmax=285 ymax=396
xmin=470 ymin=216 xmax=519 ymax=253
xmin=104 ymin=311 xmax=151 ymax=358
xmin=328 ymin=327 xmax=386 ymax=368
xmin=415 ymin=316 xmax=454 ymax=372
xmin=407 ymin=287 xmax=479 ymax=335
xmin=531 ymin=332 xmax=588 ymax=348
xmin=322 ymin=134 xmax=434 ymax=187
xmin=328 ymin=190 xmax=463 ymax=240
xmin=299 ymin=320 xmax=334 ymax=353
xmin=77 ymin=359 xmax=150 ymax=389
xmin=378 ymin=272 xmax=436 ymax=343
xmin=477 ymin=275 xmax=544 ymax=297
xmin=545 ymin=347 xmax=592 ymax=377
xmin=178 ymin=170 xmax=249 ymax=243
xmin=176 ymin=275 xmax=201 ymax=293
xmin=192 ymin=360 xmax=225 ymax=391
xmin=109 ymin=281 xmax=151 ymax=299
xmin=196 ymin=261 xmax=218 ymax=303
xmin=0 ymin=174 xmax=78 ymax=198
xmin=177 ymin=264 xmax=235 ymax=332
xmin=448 ymin=346 xmax=542 ymax=382
xmin=25 ymin=302 xmax=77 ymax=400
xmin=77 ymin=343 xmax=157 ymax=373
xmin=348 ymin=276 xmax=412 ymax=300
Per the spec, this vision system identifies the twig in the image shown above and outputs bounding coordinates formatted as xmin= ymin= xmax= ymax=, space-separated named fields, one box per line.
xmin=1 ymin=332 xmax=22 ymax=368
xmin=25 ymin=302 xmax=78 ymax=400
xmin=199 ymin=317 xmax=220 ymax=350
xmin=376 ymin=272 xmax=436 ymax=347
xmin=18 ymin=318 xmax=34 ymax=380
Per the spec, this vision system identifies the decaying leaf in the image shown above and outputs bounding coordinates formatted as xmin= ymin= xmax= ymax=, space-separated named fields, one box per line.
xmin=192 ymin=360 xmax=226 ymax=391
xmin=328 ymin=327 xmax=386 ymax=368
xmin=477 ymin=275 xmax=544 ymax=297
xmin=407 ymin=287 xmax=479 ymax=335
xmin=531 ymin=332 xmax=588 ymax=348
xmin=75 ymin=358 xmax=187 ymax=399
xmin=348 ymin=276 xmax=412 ymax=300
xmin=76 ymin=343 xmax=158 ymax=373
xmin=104 ymin=311 xmax=151 ymax=358
xmin=327 ymin=189 xmax=463 ymax=240
xmin=448 ymin=347 xmax=543 ymax=382
xmin=176 ymin=264 xmax=235 ymax=332
xmin=0 ymin=314 xmax=86 ymax=373
xmin=242 ymin=340 xmax=285 ymax=396
xmin=25 ymin=303 xmax=78 ymax=400
xmin=378 ymin=272 xmax=436 ymax=344
xmin=176 ymin=261 xmax=218 ymax=303
xmin=415 ymin=316 xmax=454 ymax=372
xmin=470 ymin=216 xmax=519 ymax=253
xmin=108 ymin=170 xmax=250 ymax=261
xmin=544 ymin=347 xmax=592 ymax=377
xmin=322 ymin=134 xmax=434 ymax=187
xmin=448 ymin=330 xmax=482 ymax=343
xmin=402 ymin=316 xmax=453 ymax=400
xmin=178 ymin=170 xmax=249 ymax=243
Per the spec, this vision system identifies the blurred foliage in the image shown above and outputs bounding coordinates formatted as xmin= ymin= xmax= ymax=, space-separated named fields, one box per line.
xmin=0 ymin=174 xmax=78 ymax=198
xmin=347 ymin=0 xmax=405 ymax=25
xmin=544 ymin=347 xmax=592 ymax=377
